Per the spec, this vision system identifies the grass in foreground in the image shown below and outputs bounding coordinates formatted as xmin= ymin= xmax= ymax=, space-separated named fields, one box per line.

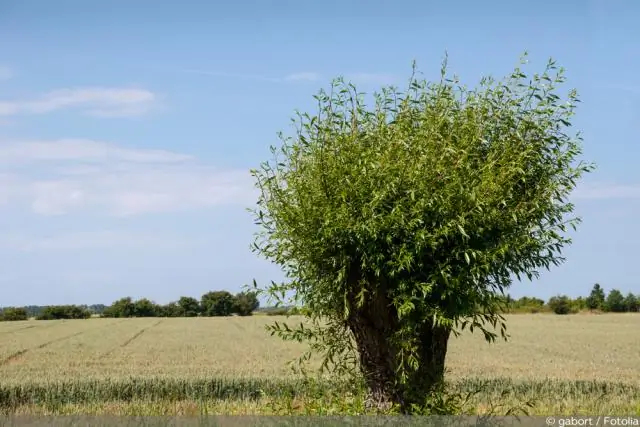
xmin=1 ymin=377 xmax=639 ymax=416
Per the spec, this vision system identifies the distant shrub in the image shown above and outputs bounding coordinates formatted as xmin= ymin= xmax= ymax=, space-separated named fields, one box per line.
xmin=604 ymin=289 xmax=626 ymax=313
xmin=570 ymin=296 xmax=587 ymax=312
xmin=177 ymin=296 xmax=201 ymax=317
xmin=266 ymin=308 xmax=291 ymax=316
xmin=133 ymin=298 xmax=160 ymax=317
xmin=36 ymin=305 xmax=91 ymax=320
xmin=287 ymin=306 xmax=311 ymax=316
xmin=586 ymin=283 xmax=606 ymax=311
xmin=0 ymin=307 xmax=28 ymax=321
xmin=102 ymin=297 xmax=136 ymax=318
xmin=201 ymin=291 xmax=235 ymax=317
xmin=624 ymin=293 xmax=638 ymax=313
xmin=158 ymin=302 xmax=181 ymax=317
xmin=233 ymin=291 xmax=260 ymax=316
xmin=288 ymin=306 xmax=300 ymax=315
xmin=503 ymin=296 xmax=547 ymax=314
xmin=299 ymin=306 xmax=313 ymax=316
xmin=548 ymin=295 xmax=575 ymax=315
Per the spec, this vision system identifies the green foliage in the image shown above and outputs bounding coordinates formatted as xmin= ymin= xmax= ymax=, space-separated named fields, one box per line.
xmin=201 ymin=291 xmax=235 ymax=317
xmin=249 ymin=52 xmax=593 ymax=409
xmin=177 ymin=297 xmax=201 ymax=317
xmin=604 ymin=289 xmax=626 ymax=313
xmin=504 ymin=289 xmax=637 ymax=315
xmin=1 ymin=305 xmax=106 ymax=319
xmin=0 ymin=307 xmax=29 ymax=321
xmin=401 ymin=378 xmax=535 ymax=416
xmin=100 ymin=292 xmax=259 ymax=318
xmin=102 ymin=297 xmax=136 ymax=318
xmin=286 ymin=306 xmax=313 ymax=316
xmin=266 ymin=308 xmax=291 ymax=316
xmin=132 ymin=298 xmax=159 ymax=317
xmin=503 ymin=296 xmax=547 ymax=313
xmin=0 ymin=376 xmax=637 ymax=416
xmin=36 ymin=305 xmax=91 ymax=320
xmin=571 ymin=296 xmax=587 ymax=312
xmin=158 ymin=302 xmax=181 ymax=317
xmin=233 ymin=291 xmax=260 ymax=316
xmin=586 ymin=283 xmax=606 ymax=311
xmin=548 ymin=295 xmax=575 ymax=315
xmin=624 ymin=293 xmax=639 ymax=313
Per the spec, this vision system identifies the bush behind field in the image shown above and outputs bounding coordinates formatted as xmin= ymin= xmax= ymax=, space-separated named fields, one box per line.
xmin=1 ymin=282 xmax=638 ymax=321
xmin=0 ymin=307 xmax=28 ymax=321
xmin=36 ymin=305 xmax=92 ymax=320
xmin=3 ymin=283 xmax=637 ymax=321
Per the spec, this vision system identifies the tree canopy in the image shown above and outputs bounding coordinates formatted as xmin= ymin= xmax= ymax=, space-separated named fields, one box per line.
xmin=249 ymin=53 xmax=593 ymax=412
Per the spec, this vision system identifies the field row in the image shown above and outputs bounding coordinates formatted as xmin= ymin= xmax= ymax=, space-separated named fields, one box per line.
xmin=0 ymin=314 xmax=638 ymax=384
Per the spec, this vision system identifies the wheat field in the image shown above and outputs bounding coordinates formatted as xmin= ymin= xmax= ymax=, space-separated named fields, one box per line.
xmin=0 ymin=314 xmax=639 ymax=415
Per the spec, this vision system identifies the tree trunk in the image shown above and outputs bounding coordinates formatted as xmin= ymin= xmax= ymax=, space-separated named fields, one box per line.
xmin=347 ymin=306 xmax=401 ymax=411
xmin=404 ymin=321 xmax=451 ymax=409
xmin=345 ymin=268 xmax=401 ymax=410
xmin=346 ymin=281 xmax=451 ymax=413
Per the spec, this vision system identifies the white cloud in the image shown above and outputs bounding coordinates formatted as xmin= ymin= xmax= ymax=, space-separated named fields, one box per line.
xmin=157 ymin=66 xmax=398 ymax=87
xmin=0 ymin=139 xmax=256 ymax=216
xmin=0 ymin=87 xmax=158 ymax=118
xmin=0 ymin=66 xmax=13 ymax=81
xmin=572 ymin=183 xmax=640 ymax=200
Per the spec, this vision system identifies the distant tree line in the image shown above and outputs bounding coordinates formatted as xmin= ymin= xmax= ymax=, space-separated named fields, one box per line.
xmin=0 ymin=291 xmax=259 ymax=321
xmin=0 ymin=304 xmax=107 ymax=319
xmin=0 ymin=305 xmax=100 ymax=321
xmin=99 ymin=291 xmax=259 ymax=318
xmin=1 ymin=284 xmax=636 ymax=321
xmin=0 ymin=307 xmax=29 ymax=321
xmin=502 ymin=283 xmax=639 ymax=315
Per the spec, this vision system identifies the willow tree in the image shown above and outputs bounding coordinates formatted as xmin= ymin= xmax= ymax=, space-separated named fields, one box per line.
xmin=249 ymin=53 xmax=593 ymax=411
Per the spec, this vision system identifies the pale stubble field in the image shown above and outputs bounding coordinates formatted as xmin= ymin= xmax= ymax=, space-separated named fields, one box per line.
xmin=0 ymin=314 xmax=638 ymax=415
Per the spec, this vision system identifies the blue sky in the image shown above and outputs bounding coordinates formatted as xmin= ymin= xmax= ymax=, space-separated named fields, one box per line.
xmin=0 ymin=0 xmax=638 ymax=306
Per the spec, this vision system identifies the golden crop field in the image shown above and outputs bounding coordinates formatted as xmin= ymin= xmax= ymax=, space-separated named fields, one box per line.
xmin=0 ymin=314 xmax=639 ymax=415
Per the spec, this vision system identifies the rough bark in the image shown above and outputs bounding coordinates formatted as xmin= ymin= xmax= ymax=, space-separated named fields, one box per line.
xmin=346 ymin=295 xmax=401 ymax=410
xmin=404 ymin=320 xmax=451 ymax=408
xmin=345 ymin=270 xmax=452 ymax=413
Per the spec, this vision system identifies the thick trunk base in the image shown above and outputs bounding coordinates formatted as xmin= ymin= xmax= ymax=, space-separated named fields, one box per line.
xmin=404 ymin=322 xmax=451 ymax=410
xmin=347 ymin=294 xmax=451 ymax=413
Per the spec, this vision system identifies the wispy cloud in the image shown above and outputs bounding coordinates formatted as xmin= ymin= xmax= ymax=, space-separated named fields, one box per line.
xmin=345 ymin=73 xmax=399 ymax=85
xmin=0 ymin=66 xmax=13 ymax=81
xmin=157 ymin=67 xmax=397 ymax=86
xmin=0 ymin=230 xmax=200 ymax=252
xmin=284 ymin=72 xmax=322 ymax=82
xmin=0 ymin=139 xmax=192 ymax=164
xmin=0 ymin=139 xmax=255 ymax=216
xmin=572 ymin=183 xmax=640 ymax=200
xmin=0 ymin=87 xmax=159 ymax=118
xmin=173 ymin=68 xmax=281 ymax=82
xmin=173 ymin=68 xmax=321 ymax=83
